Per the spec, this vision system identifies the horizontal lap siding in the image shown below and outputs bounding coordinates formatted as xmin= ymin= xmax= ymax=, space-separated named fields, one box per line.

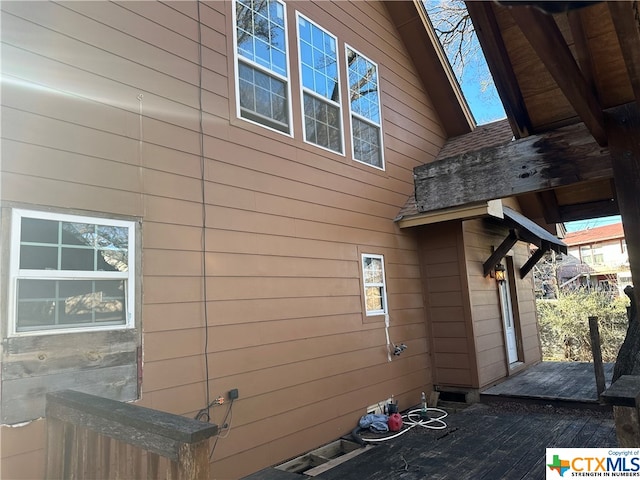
xmin=463 ymin=218 xmax=542 ymax=388
xmin=0 ymin=1 xmax=445 ymax=478
xmin=417 ymin=222 xmax=478 ymax=388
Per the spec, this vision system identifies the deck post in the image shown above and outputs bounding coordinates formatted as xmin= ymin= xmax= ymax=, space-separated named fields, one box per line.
xmin=588 ymin=316 xmax=606 ymax=396
xmin=601 ymin=375 xmax=640 ymax=447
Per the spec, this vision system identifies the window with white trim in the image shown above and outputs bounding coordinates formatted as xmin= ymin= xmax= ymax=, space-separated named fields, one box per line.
xmin=234 ymin=0 xmax=290 ymax=133
xmin=346 ymin=46 xmax=384 ymax=169
xmin=361 ymin=254 xmax=388 ymax=315
xmin=297 ymin=14 xmax=343 ymax=153
xmin=9 ymin=209 xmax=136 ymax=335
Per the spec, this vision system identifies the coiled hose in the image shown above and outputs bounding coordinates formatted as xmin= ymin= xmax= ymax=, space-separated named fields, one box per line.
xmin=352 ymin=408 xmax=448 ymax=444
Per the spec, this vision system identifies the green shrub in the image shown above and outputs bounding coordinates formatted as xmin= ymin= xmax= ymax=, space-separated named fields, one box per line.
xmin=537 ymin=291 xmax=629 ymax=362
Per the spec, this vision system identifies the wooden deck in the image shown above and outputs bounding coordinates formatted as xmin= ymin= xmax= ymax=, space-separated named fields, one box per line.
xmin=481 ymin=361 xmax=615 ymax=404
xmin=244 ymin=403 xmax=615 ymax=480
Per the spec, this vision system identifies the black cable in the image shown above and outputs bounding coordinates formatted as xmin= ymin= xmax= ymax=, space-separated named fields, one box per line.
xmin=196 ymin=0 xmax=212 ymax=423
xmin=209 ymin=399 xmax=234 ymax=460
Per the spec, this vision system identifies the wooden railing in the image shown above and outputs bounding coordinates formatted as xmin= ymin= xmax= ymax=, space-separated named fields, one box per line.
xmin=45 ymin=390 xmax=218 ymax=479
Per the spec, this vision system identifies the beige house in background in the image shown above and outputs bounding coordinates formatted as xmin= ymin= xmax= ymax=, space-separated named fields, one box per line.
xmin=0 ymin=1 xmax=566 ymax=478
xmin=560 ymin=222 xmax=631 ymax=296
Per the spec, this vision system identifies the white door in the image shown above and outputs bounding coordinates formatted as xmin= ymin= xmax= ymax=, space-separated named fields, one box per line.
xmin=498 ymin=270 xmax=518 ymax=364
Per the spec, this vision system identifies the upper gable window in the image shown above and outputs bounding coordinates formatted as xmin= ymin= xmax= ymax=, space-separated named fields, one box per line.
xmin=9 ymin=210 xmax=136 ymax=335
xmin=234 ymin=0 xmax=291 ymax=134
xmin=346 ymin=46 xmax=384 ymax=169
xmin=297 ymin=14 xmax=343 ymax=154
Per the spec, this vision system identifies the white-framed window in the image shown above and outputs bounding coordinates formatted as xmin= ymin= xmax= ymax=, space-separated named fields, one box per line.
xmin=580 ymin=244 xmax=603 ymax=265
xmin=361 ymin=254 xmax=388 ymax=315
xmin=297 ymin=13 xmax=343 ymax=154
xmin=346 ymin=45 xmax=384 ymax=170
xmin=8 ymin=209 xmax=136 ymax=336
xmin=233 ymin=0 xmax=291 ymax=134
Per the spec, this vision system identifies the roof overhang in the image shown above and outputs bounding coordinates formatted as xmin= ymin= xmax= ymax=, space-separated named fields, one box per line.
xmin=483 ymin=206 xmax=567 ymax=279
xmin=395 ymin=199 xmax=504 ymax=229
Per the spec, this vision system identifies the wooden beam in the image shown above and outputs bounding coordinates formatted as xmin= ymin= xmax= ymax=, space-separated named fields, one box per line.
xmin=605 ymin=103 xmax=640 ymax=316
xmin=465 ymin=1 xmax=531 ymax=138
xmin=520 ymin=244 xmax=547 ymax=279
xmin=414 ymin=121 xmax=612 ymax=213
xmin=608 ymin=2 xmax=640 ymax=108
xmin=537 ymin=190 xmax=561 ymax=223
xmin=567 ymin=9 xmax=597 ymax=96
xmin=509 ymin=6 xmax=607 ymax=146
xmin=557 ymin=199 xmax=619 ymax=223
xmin=483 ymin=230 xmax=518 ymax=277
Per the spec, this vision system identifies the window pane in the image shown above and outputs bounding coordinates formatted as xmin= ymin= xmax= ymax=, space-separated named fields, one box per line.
xmin=363 ymin=257 xmax=383 ymax=283
xmin=352 ymin=117 xmax=382 ymax=167
xmin=62 ymin=222 xmax=95 ymax=247
xmin=20 ymin=245 xmax=58 ymax=270
xmin=21 ymin=218 xmax=58 ymax=244
xmin=298 ymin=18 xmax=338 ymax=102
xmin=303 ymin=94 xmax=342 ymax=153
xmin=61 ymin=247 xmax=94 ymax=270
xmin=239 ymin=62 xmax=288 ymax=132
xmin=348 ymin=49 xmax=380 ymax=123
xmin=16 ymin=279 xmax=126 ymax=332
xmin=365 ymin=286 xmax=384 ymax=312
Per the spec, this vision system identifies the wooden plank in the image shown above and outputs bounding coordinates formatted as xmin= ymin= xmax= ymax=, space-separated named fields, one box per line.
xmin=2 ymin=364 xmax=138 ymax=425
xmin=46 ymin=390 xmax=217 ymax=461
xmin=509 ymin=6 xmax=606 ymax=145
xmin=413 ymin=121 xmax=612 ymax=213
xmin=45 ymin=417 xmax=64 ymax=479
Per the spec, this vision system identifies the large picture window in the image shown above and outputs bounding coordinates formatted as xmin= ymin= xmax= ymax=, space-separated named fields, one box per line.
xmin=361 ymin=254 xmax=388 ymax=316
xmin=9 ymin=210 xmax=136 ymax=335
xmin=297 ymin=14 xmax=343 ymax=153
xmin=234 ymin=0 xmax=290 ymax=133
xmin=346 ymin=46 xmax=384 ymax=169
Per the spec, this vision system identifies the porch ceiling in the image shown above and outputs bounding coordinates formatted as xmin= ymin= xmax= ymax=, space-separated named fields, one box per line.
xmin=413 ymin=1 xmax=640 ymax=226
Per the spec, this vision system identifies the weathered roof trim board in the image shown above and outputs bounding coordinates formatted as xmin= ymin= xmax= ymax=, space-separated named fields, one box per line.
xmin=608 ymin=1 xmax=640 ymax=108
xmin=502 ymin=206 xmax=566 ymax=252
xmin=396 ymin=199 xmax=503 ymax=229
xmin=482 ymin=207 xmax=567 ymax=279
xmin=413 ymin=120 xmax=613 ymax=214
xmin=508 ymin=6 xmax=606 ymax=146
xmin=384 ymin=0 xmax=474 ymax=137
xmin=465 ymin=1 xmax=531 ymax=138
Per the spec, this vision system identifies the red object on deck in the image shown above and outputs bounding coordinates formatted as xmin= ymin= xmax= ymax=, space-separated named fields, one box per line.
xmin=387 ymin=413 xmax=403 ymax=432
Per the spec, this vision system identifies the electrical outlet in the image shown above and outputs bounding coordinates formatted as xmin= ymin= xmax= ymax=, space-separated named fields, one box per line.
xmin=228 ymin=388 xmax=239 ymax=400
xmin=366 ymin=397 xmax=393 ymax=415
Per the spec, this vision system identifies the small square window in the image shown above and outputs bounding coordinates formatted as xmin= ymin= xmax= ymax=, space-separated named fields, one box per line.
xmin=361 ymin=254 xmax=388 ymax=316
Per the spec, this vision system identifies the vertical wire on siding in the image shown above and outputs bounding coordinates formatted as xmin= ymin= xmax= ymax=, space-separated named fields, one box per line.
xmin=196 ymin=0 xmax=212 ymax=422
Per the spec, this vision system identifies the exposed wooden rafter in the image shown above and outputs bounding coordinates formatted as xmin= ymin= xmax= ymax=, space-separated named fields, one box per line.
xmin=465 ymin=1 xmax=531 ymax=138
xmin=608 ymin=1 xmax=640 ymax=108
xmin=414 ymin=121 xmax=612 ymax=214
xmin=566 ymin=9 xmax=597 ymax=96
xmin=508 ymin=5 xmax=607 ymax=146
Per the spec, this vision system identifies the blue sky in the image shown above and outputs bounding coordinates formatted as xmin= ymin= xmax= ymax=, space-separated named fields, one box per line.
xmin=424 ymin=1 xmax=620 ymax=232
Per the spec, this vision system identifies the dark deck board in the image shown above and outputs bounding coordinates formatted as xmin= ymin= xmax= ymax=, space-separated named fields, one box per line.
xmin=481 ymin=361 xmax=615 ymax=402
xmin=310 ymin=404 xmax=615 ymax=480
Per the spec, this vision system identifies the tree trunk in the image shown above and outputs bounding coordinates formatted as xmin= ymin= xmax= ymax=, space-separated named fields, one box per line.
xmin=613 ymin=286 xmax=639 ymax=382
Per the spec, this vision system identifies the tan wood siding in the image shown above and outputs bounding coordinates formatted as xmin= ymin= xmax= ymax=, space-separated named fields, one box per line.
xmin=0 ymin=1 xmax=447 ymax=477
xmin=463 ymin=218 xmax=542 ymax=388
xmin=417 ymin=221 xmax=478 ymax=388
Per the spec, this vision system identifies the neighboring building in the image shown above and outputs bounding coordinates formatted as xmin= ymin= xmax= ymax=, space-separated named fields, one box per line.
xmin=1 ymin=1 xmax=621 ymax=478
xmin=560 ymin=223 xmax=630 ymax=296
